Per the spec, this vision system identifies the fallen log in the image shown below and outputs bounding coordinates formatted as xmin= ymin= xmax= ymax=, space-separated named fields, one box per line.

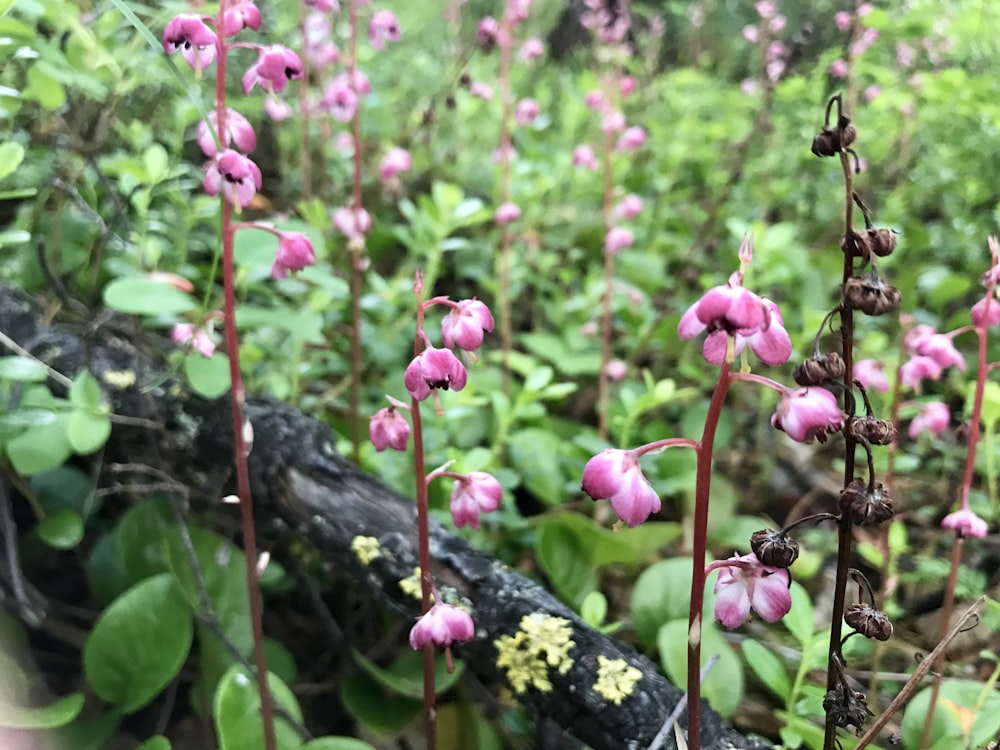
xmin=0 ymin=283 xmax=771 ymax=750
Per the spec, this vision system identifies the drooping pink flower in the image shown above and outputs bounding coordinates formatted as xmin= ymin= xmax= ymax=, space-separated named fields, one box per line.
xmin=620 ymin=76 xmax=636 ymax=96
xmin=603 ymin=359 xmax=627 ymax=381
xmin=854 ymin=359 xmax=889 ymax=393
xmin=409 ymin=603 xmax=475 ymax=650
xmin=678 ymin=282 xmax=767 ymax=340
xmin=518 ymin=37 xmax=544 ymax=61
xmin=197 ymin=109 xmax=256 ymax=158
xmin=769 ymin=14 xmax=786 ymax=32
xmin=829 ymin=58 xmax=849 ymax=78
xmin=971 ymin=296 xmax=1000 ymax=328
xmin=450 ymin=471 xmax=502 ymax=529
xmin=755 ymin=0 xmax=777 ymax=19
xmin=369 ymin=10 xmax=400 ymax=50
xmin=333 ymin=206 xmax=372 ymax=240
xmin=585 ymin=90 xmax=605 ymax=111
xmin=940 ymin=508 xmax=989 ymax=539
xmin=514 ymin=98 xmax=539 ymax=126
xmin=380 ymin=147 xmax=412 ymax=183
xmin=613 ymin=194 xmax=643 ymax=220
xmin=469 ymin=81 xmax=493 ymax=101
xmin=476 ymin=17 xmax=500 ymax=51
xmin=711 ymin=552 xmax=792 ymax=629
xmin=834 ymin=10 xmax=852 ymax=31
xmin=271 ymin=232 xmax=316 ymax=279
xmin=602 ymin=111 xmax=626 ymax=134
xmin=441 ymin=299 xmax=494 ymax=351
xmin=908 ymin=401 xmax=949 ymax=439
xmin=404 ymin=346 xmax=468 ymax=401
xmin=581 ymin=449 xmax=661 ymax=528
xmin=864 ymin=85 xmax=881 ymax=102
xmin=264 ymin=97 xmax=293 ymax=121
xmin=305 ymin=0 xmax=338 ymax=10
xmin=915 ymin=334 xmax=965 ymax=372
xmin=222 ymin=1 xmax=261 ymax=37
xmin=495 ymin=202 xmax=521 ymax=224
xmin=896 ymin=41 xmax=914 ymax=67
xmin=771 ymin=387 xmax=844 ymax=443
xmin=850 ymin=27 xmax=879 ymax=58
xmin=162 ymin=14 xmax=218 ymax=71
xmin=369 ymin=407 xmax=410 ymax=452
xmin=899 ymin=355 xmax=943 ymax=390
xmin=604 ymin=227 xmax=634 ymax=255
xmin=203 ymin=150 xmax=262 ymax=209
xmin=172 ymin=322 xmax=216 ymax=358
xmin=572 ymin=145 xmax=599 ymax=170
xmin=242 ymin=46 xmax=303 ymax=95
xmin=727 ymin=297 xmax=792 ymax=366
xmin=322 ymin=79 xmax=358 ymax=121
xmin=616 ymin=126 xmax=647 ymax=152
xmin=742 ymin=24 xmax=760 ymax=43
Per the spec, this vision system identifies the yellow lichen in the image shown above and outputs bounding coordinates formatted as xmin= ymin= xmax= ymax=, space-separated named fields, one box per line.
xmin=350 ymin=535 xmax=381 ymax=566
xmin=102 ymin=369 xmax=136 ymax=390
xmin=399 ymin=567 xmax=429 ymax=601
xmin=592 ymin=655 xmax=642 ymax=705
xmin=494 ymin=613 xmax=575 ymax=694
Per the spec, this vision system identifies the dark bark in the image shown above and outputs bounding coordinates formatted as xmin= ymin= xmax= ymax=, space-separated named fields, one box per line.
xmin=0 ymin=283 xmax=771 ymax=750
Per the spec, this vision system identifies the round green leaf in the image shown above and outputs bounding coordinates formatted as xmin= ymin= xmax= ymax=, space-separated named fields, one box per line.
xmin=6 ymin=417 xmax=73 ymax=475
xmin=0 ymin=408 xmax=58 ymax=428
xmin=350 ymin=649 xmax=464 ymax=700
xmin=36 ymin=508 xmax=84 ymax=549
xmin=631 ymin=558 xmax=708 ymax=647
xmin=0 ymin=356 xmax=49 ymax=382
xmin=0 ymin=691 xmax=84 ymax=729
xmin=184 ymin=352 xmax=231 ymax=399
xmin=69 ymin=371 xmax=103 ymax=409
xmin=213 ymin=667 xmax=303 ymax=750
xmin=103 ymin=278 xmax=196 ymax=316
xmin=741 ymin=638 xmax=791 ymax=702
xmin=67 ymin=410 xmax=111 ymax=455
xmin=0 ymin=141 xmax=25 ymax=181
xmin=136 ymin=737 xmax=172 ymax=750
xmin=339 ymin=671 xmax=421 ymax=736
xmin=83 ymin=574 xmax=193 ymax=713
xmin=302 ymin=739 xmax=376 ymax=750
xmin=657 ymin=619 xmax=744 ymax=718
xmin=534 ymin=517 xmax=596 ymax=609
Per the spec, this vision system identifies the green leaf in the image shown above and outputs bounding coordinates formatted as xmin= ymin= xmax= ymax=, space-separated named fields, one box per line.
xmin=67 ymin=409 xmax=111 ymax=455
xmin=902 ymin=681 xmax=1000 ymax=749
xmin=978 ymin=380 xmax=1000 ymax=430
xmin=184 ymin=352 xmax=231 ymax=399
xmin=36 ymin=508 xmax=84 ymax=549
xmin=103 ymin=278 xmax=196 ymax=316
xmin=51 ymin=710 xmax=120 ymax=750
xmin=631 ymin=558 xmax=694 ymax=647
xmin=657 ymin=619 xmax=744 ymax=718
xmin=339 ymin=671 xmax=421 ymax=735
xmin=84 ymin=573 xmax=193 ymax=713
xmin=782 ymin=581 xmax=815 ymax=647
xmin=580 ymin=591 xmax=608 ymax=628
xmin=0 ymin=691 xmax=84 ymax=729
xmin=351 ymin=649 xmax=464 ymax=700
xmin=115 ymin=499 xmax=171 ymax=583
xmin=507 ymin=428 xmax=565 ymax=506
xmin=213 ymin=667 xmax=303 ymax=750
xmin=302 ymin=739 xmax=376 ymax=750
xmin=741 ymin=639 xmax=791 ymax=701
xmin=5 ymin=416 xmax=73 ymax=475
xmin=534 ymin=517 xmax=596 ymax=608
xmin=0 ymin=408 xmax=57 ymax=428
xmin=136 ymin=737 xmax=172 ymax=750
xmin=69 ymin=371 xmax=103 ymax=409
xmin=0 ymin=355 xmax=48 ymax=382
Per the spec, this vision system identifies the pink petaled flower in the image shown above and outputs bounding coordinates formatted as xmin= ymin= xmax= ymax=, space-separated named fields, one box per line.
xmin=172 ymin=322 xmax=216 ymax=358
xmin=264 ymin=97 xmax=293 ymax=121
xmin=581 ymin=449 xmax=661 ymax=528
xmin=333 ymin=206 xmax=372 ymax=240
xmin=469 ymin=81 xmax=493 ymax=101
xmin=404 ymin=346 xmax=468 ymax=401
xmin=971 ymin=296 xmax=1000 ymax=328
xmin=603 ymin=359 xmax=627 ymax=381
xmin=896 ymin=41 xmax=914 ymax=67
xmin=908 ymin=401 xmax=949 ymax=439
xmin=197 ymin=109 xmax=256 ymax=158
xmin=899 ymin=355 xmax=943 ymax=390
xmin=450 ymin=471 xmax=502 ymax=529
xmin=572 ymin=145 xmax=599 ymax=170
xmin=409 ymin=603 xmax=475 ymax=650
xmin=322 ymin=80 xmax=358 ymax=122
xmin=857 ymin=2 xmax=874 ymax=16
xmin=916 ymin=334 xmax=966 ymax=372
xmin=380 ymin=147 xmax=412 ymax=183
xmin=506 ymin=0 xmax=532 ymax=24
xmin=162 ymin=13 xmax=218 ymax=72
xmin=585 ymin=90 xmax=606 ymax=110
xmin=678 ymin=281 xmax=767 ymax=341
xmin=602 ymin=111 xmax=626 ymax=134
xmin=616 ymin=126 xmax=647 ymax=152
xmin=766 ymin=59 xmax=786 ymax=81
xmin=203 ymin=150 xmax=262 ymax=209
xmin=271 ymin=232 xmax=316 ymax=279
xmin=305 ymin=0 xmax=338 ymax=10
xmin=604 ymin=227 xmax=634 ymax=255
xmin=223 ymin=1 xmax=261 ymax=37
xmin=369 ymin=10 xmax=400 ymax=50
xmin=769 ymin=14 xmax=786 ymax=32
xmin=711 ymin=552 xmax=792 ymax=630
xmin=736 ymin=297 xmax=792 ymax=366
xmin=742 ymin=24 xmax=760 ymax=43
xmin=772 ymin=387 xmax=844 ymax=443
xmin=614 ymin=194 xmax=643 ymax=220
xmin=495 ymin=202 xmax=521 ymax=224
xmin=243 ymin=45 xmax=303 ymax=95
xmin=940 ymin=508 xmax=989 ymax=539
xmin=477 ymin=16 xmax=500 ymax=50
xmin=829 ymin=58 xmax=849 ymax=77
xmin=850 ymin=27 xmax=879 ymax=58
xmin=442 ymin=299 xmax=494 ymax=351
xmin=369 ymin=407 xmax=410 ymax=452
xmin=519 ymin=37 xmax=544 ymax=61
xmin=766 ymin=40 xmax=786 ymax=62
xmin=620 ymin=76 xmax=636 ymax=96
xmin=864 ymin=85 xmax=881 ymax=102
xmin=834 ymin=10 xmax=852 ymax=31
xmin=740 ymin=79 xmax=758 ymax=96
xmin=755 ymin=0 xmax=777 ymax=19
xmin=854 ymin=359 xmax=889 ymax=393
xmin=515 ymin=98 xmax=540 ymax=126
xmin=903 ymin=324 xmax=936 ymax=354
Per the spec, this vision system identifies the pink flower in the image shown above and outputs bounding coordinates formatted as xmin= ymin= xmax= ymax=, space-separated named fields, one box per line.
xmin=581 ymin=449 xmax=661 ymax=527
xmin=162 ymin=14 xmax=218 ymax=71
xmin=404 ymin=346 xmax=468 ymax=401
xmin=620 ymin=76 xmax=636 ymax=96
xmin=450 ymin=471 xmax=502 ymax=529
xmin=740 ymin=79 xmax=758 ymax=96
xmin=864 ymin=84 xmax=881 ymax=102
xmin=197 ymin=109 xmax=256 ymax=158
xmin=908 ymin=401 xmax=949 ymax=439
xmin=585 ymin=90 xmax=605 ymax=110
xmin=711 ymin=552 xmax=791 ymax=629
xmin=380 ymin=147 xmax=412 ymax=183
xmin=572 ymin=145 xmax=598 ymax=170
xmin=322 ymin=79 xmax=358 ymax=121
xmin=495 ymin=202 xmax=521 ymax=224
xmin=369 ymin=407 xmax=410 ymax=452
xmin=271 ymin=232 xmax=316 ymax=279
xmin=333 ymin=206 xmax=372 ymax=240
xmin=514 ymin=98 xmax=539 ymax=126
xmin=899 ymin=355 xmax=943 ymax=390
xmin=769 ymin=15 xmax=786 ymax=32
xmin=477 ymin=17 xmax=500 ymax=50
xmin=409 ymin=603 xmax=475 ymax=650
xmin=742 ymin=24 xmax=759 ymax=43
xmin=602 ymin=111 xmax=626 ymax=134
xmin=772 ymin=387 xmax=844 ymax=443
xmin=469 ymin=81 xmax=493 ymax=101
xmin=305 ymin=0 xmax=338 ymax=10
xmin=264 ymin=98 xmax=293 ymax=121
xmin=850 ymin=27 xmax=879 ymax=58
xmin=940 ymin=508 xmax=989 ymax=539
xmin=854 ymin=359 xmax=889 ymax=393
xmin=172 ymin=322 xmax=216 ymax=358
xmin=518 ymin=38 xmax=544 ymax=61
xmin=616 ymin=126 xmax=647 ymax=152
xmin=896 ymin=41 xmax=914 ymax=67
xmin=857 ymin=3 xmax=874 ymax=16
xmin=242 ymin=45 xmax=303 ymax=95
xmin=203 ymin=150 xmax=262 ymax=209
xmin=603 ymin=359 xmax=627 ymax=381
xmin=731 ymin=297 xmax=792 ymax=366
xmin=834 ymin=10 xmax=852 ymax=31
xmin=441 ymin=299 xmax=494 ymax=351
xmin=678 ymin=281 xmax=767 ymax=340
xmin=369 ymin=10 xmax=400 ymax=50
xmin=755 ymin=0 xmax=777 ymax=19
xmin=916 ymin=334 xmax=965 ymax=372
xmin=613 ymin=194 xmax=643 ymax=220
xmin=829 ymin=58 xmax=849 ymax=78
xmin=971 ymin=296 xmax=1000 ymax=328
xmin=604 ymin=227 xmax=634 ymax=255
xmin=223 ymin=2 xmax=261 ymax=37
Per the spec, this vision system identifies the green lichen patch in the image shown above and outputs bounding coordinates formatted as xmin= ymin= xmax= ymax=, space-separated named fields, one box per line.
xmin=494 ymin=613 xmax=575 ymax=694
xmin=350 ymin=535 xmax=381 ymax=566
xmin=593 ymin=655 xmax=642 ymax=705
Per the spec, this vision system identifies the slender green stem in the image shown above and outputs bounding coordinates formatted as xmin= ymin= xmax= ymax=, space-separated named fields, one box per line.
xmin=497 ymin=9 xmax=513 ymax=397
xmin=598 ymin=126 xmax=615 ymax=441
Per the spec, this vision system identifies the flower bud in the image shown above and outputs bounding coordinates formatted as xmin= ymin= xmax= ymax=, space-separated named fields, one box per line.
xmin=793 ymin=352 xmax=845 ymax=386
xmin=750 ymin=529 xmax=800 ymax=568
xmin=847 ymin=416 xmax=897 ymax=446
xmin=839 ymin=478 xmax=894 ymax=526
xmin=844 ymin=603 xmax=893 ymax=641
xmin=843 ymin=274 xmax=901 ymax=316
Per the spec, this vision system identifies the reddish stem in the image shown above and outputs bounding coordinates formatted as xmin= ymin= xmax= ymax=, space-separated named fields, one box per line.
xmin=298 ymin=0 xmax=312 ymax=201
xmin=687 ymin=359 xmax=733 ymax=750
xmin=598 ymin=126 xmax=614 ymax=441
xmin=348 ymin=0 xmax=364 ymax=464
xmin=497 ymin=9 xmax=513 ymax=396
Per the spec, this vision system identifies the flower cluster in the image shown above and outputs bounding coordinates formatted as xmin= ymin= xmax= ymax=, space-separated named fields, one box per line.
xmin=739 ymin=0 xmax=790 ymax=94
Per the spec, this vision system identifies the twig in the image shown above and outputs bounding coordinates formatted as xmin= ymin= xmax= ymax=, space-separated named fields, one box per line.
xmin=647 ymin=655 xmax=720 ymax=750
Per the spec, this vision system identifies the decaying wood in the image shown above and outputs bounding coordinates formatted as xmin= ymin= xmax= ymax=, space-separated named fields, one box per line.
xmin=0 ymin=284 xmax=771 ymax=750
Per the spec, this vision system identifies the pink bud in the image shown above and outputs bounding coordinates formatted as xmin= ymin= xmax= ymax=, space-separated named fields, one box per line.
xmin=585 ymin=90 xmax=605 ymax=111
xmin=469 ymin=81 xmax=493 ymax=101
xmin=742 ymin=24 xmax=759 ymax=43
xmin=264 ymin=97 xmax=293 ymax=121
xmin=441 ymin=299 xmax=494 ymax=351
xmin=495 ymin=202 xmax=521 ymax=224
xmin=604 ymin=227 xmax=634 ymax=255
xmin=940 ymin=507 xmax=989 ymax=538
xmin=581 ymin=449 xmax=660 ymax=527
xmin=613 ymin=194 xmax=643 ymax=220
xmin=899 ymin=355 xmax=943 ymax=390
xmin=404 ymin=346 xmax=468 ymax=401
xmin=172 ymin=322 xmax=216 ymax=358
xmin=271 ymin=232 xmax=316 ymax=279
xmin=514 ymin=98 xmax=540 ymax=126
xmin=829 ymin=58 xmax=849 ymax=78
xmin=971 ymin=296 xmax=1000 ymax=328
xmin=616 ymin=126 xmax=647 ymax=152
xmin=380 ymin=147 xmax=412 ymax=183
xmin=603 ymin=359 xmax=627 ymax=381
xmin=333 ymin=206 xmax=372 ymax=240
xmin=834 ymin=10 xmax=852 ymax=31
xmin=409 ymin=603 xmax=475 ymax=650
xmin=602 ymin=110 xmax=626 ymax=134
xmin=369 ymin=10 xmax=400 ymax=50
xmin=864 ymin=84 xmax=881 ymax=102
xmin=369 ymin=407 xmax=410 ymax=451
xmin=620 ymin=76 xmax=636 ymax=96
xmin=322 ymin=80 xmax=358 ymax=122
xmin=908 ymin=401 xmax=949 ymax=439
xmin=518 ymin=37 xmax=544 ymax=61
xmin=223 ymin=2 xmax=261 ymax=37
xmin=197 ymin=109 xmax=257 ymax=158
xmin=572 ymin=145 xmax=599 ymax=170
xmin=450 ymin=471 xmax=502 ymax=529
xmin=854 ymin=359 xmax=889 ymax=393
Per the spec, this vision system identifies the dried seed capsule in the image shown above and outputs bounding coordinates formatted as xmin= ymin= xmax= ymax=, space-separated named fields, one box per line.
xmin=839 ymin=478 xmax=894 ymax=526
xmin=869 ymin=228 xmax=897 ymax=257
xmin=841 ymin=230 xmax=875 ymax=261
xmin=793 ymin=352 xmax=846 ymax=386
xmin=823 ymin=684 xmax=872 ymax=735
xmin=843 ymin=275 xmax=902 ymax=316
xmin=750 ymin=529 xmax=800 ymax=568
xmin=811 ymin=129 xmax=838 ymax=157
xmin=848 ymin=416 xmax=897 ymax=446
xmin=845 ymin=603 xmax=894 ymax=641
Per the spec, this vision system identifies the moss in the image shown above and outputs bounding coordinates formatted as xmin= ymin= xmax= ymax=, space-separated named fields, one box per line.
xmin=494 ymin=613 xmax=575 ymax=695
xmin=592 ymin=655 xmax=642 ymax=705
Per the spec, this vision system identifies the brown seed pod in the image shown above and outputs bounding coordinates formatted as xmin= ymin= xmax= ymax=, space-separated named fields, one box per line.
xmin=869 ymin=228 xmax=897 ymax=257
xmin=843 ymin=275 xmax=902 ymax=316
xmin=840 ymin=478 xmax=894 ymax=526
xmin=845 ymin=603 xmax=894 ymax=641
xmin=823 ymin=684 xmax=872 ymax=735
xmin=750 ymin=529 xmax=800 ymax=568
xmin=793 ymin=352 xmax=846 ymax=386
xmin=848 ymin=416 xmax=897 ymax=446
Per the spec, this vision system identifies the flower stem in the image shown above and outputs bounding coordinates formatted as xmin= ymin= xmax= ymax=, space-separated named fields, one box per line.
xmin=687 ymin=359 xmax=732 ymax=750
xmin=598 ymin=125 xmax=615 ymax=441
xmin=497 ymin=8 xmax=513 ymax=396
xmin=348 ymin=0 xmax=364 ymax=464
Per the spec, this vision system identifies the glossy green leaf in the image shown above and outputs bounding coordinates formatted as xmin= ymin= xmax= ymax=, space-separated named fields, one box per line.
xmin=69 ymin=371 xmax=103 ymax=409
xmin=66 ymin=409 xmax=111 ymax=455
xmin=115 ymin=498 xmax=171 ymax=582
xmin=339 ymin=671 xmax=421 ymax=736
xmin=213 ymin=667 xmax=303 ymax=750
xmin=534 ymin=517 xmax=596 ymax=608
xmin=84 ymin=573 xmax=193 ymax=713
xmin=302 ymin=738 xmax=376 ymax=750
xmin=36 ymin=508 xmax=84 ymax=549
xmin=184 ymin=352 xmax=231 ymax=399
xmin=136 ymin=737 xmax=172 ymax=750
xmin=507 ymin=427 xmax=565 ymax=506
xmin=0 ymin=356 xmax=48 ymax=382
xmin=657 ymin=619 xmax=744 ymax=718
xmin=5 ymin=416 xmax=73 ymax=475
xmin=351 ymin=649 xmax=464 ymax=700
xmin=631 ymin=558 xmax=699 ymax=647
xmin=741 ymin=639 xmax=791 ymax=702
xmin=782 ymin=581 xmax=815 ymax=647
xmin=103 ymin=278 xmax=196 ymax=316
xmin=0 ymin=408 xmax=57 ymax=428
xmin=902 ymin=681 xmax=1000 ymax=750
xmin=580 ymin=591 xmax=608 ymax=628
xmin=0 ymin=691 xmax=84 ymax=729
